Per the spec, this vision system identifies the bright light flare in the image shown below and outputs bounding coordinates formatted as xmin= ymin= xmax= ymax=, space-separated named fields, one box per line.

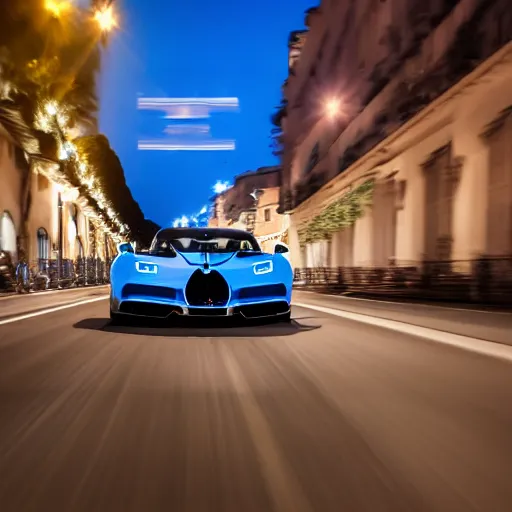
xmin=325 ymin=98 xmax=341 ymax=119
xmin=94 ymin=5 xmax=116 ymax=32
xmin=213 ymin=181 xmax=231 ymax=194
xmin=45 ymin=101 xmax=58 ymax=117
xmin=45 ymin=0 xmax=72 ymax=18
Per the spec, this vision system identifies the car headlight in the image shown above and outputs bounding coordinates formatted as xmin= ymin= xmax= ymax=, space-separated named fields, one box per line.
xmin=136 ymin=261 xmax=158 ymax=274
xmin=253 ymin=260 xmax=273 ymax=275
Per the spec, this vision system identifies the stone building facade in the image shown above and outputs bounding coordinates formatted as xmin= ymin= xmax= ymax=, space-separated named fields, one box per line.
xmin=0 ymin=127 xmax=117 ymax=268
xmin=209 ymin=166 xmax=289 ymax=252
xmin=280 ymin=0 xmax=512 ymax=270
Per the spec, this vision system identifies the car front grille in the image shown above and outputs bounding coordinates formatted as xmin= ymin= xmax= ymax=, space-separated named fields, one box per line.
xmin=185 ymin=269 xmax=230 ymax=306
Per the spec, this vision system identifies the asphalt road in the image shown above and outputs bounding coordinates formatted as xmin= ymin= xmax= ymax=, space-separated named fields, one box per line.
xmin=1 ymin=291 xmax=512 ymax=511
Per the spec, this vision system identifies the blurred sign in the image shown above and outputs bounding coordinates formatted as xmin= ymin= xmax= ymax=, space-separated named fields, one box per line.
xmin=137 ymin=97 xmax=239 ymax=151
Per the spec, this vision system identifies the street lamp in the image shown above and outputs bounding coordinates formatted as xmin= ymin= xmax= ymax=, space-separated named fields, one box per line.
xmin=94 ymin=4 xmax=116 ymax=32
xmin=55 ymin=184 xmax=64 ymax=288
xmin=45 ymin=0 xmax=73 ymax=18
xmin=325 ymin=98 xmax=341 ymax=120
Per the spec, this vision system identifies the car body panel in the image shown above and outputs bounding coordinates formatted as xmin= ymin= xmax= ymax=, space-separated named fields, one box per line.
xmin=110 ymin=228 xmax=293 ymax=320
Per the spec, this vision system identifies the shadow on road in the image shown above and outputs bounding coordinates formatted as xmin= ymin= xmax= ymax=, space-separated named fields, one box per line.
xmin=73 ymin=316 xmax=321 ymax=338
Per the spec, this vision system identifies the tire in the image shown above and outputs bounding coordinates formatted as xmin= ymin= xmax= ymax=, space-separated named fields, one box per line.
xmin=279 ymin=311 xmax=291 ymax=323
xmin=110 ymin=310 xmax=124 ymax=326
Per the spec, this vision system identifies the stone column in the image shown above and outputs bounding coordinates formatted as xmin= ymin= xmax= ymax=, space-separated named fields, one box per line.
xmin=482 ymin=109 xmax=512 ymax=255
xmin=288 ymin=214 xmax=304 ymax=270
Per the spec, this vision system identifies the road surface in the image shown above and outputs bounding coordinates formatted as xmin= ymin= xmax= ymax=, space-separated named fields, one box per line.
xmin=0 ymin=289 xmax=511 ymax=511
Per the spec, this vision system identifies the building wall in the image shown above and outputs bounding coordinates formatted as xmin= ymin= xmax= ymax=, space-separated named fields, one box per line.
xmin=27 ymin=170 xmax=57 ymax=262
xmin=283 ymin=0 xmax=511 ymax=206
xmin=284 ymin=0 xmax=512 ymax=269
xmin=0 ymin=134 xmax=22 ymax=261
xmin=292 ymin=43 xmax=512 ymax=268
xmin=253 ymin=187 xmax=282 ymax=237
xmin=222 ymin=167 xmax=280 ymax=221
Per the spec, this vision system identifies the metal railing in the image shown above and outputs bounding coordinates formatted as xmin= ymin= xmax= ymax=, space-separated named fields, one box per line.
xmin=0 ymin=253 xmax=113 ymax=293
xmin=293 ymin=257 xmax=512 ymax=305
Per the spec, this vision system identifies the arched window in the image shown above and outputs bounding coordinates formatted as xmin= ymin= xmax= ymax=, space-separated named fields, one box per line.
xmin=0 ymin=211 xmax=17 ymax=259
xmin=37 ymin=228 xmax=49 ymax=260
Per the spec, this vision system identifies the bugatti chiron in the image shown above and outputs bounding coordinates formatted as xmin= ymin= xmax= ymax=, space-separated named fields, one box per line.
xmin=109 ymin=227 xmax=293 ymax=324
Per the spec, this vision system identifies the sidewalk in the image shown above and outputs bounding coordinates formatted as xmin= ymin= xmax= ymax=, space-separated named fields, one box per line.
xmin=293 ymin=290 xmax=512 ymax=346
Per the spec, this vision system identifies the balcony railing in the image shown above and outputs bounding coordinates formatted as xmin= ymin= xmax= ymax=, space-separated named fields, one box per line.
xmin=0 ymin=255 xmax=113 ymax=293
xmin=293 ymin=256 xmax=512 ymax=305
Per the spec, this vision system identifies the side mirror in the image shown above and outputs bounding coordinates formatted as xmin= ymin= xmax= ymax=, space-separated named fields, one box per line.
xmin=274 ymin=243 xmax=289 ymax=254
xmin=118 ymin=242 xmax=134 ymax=254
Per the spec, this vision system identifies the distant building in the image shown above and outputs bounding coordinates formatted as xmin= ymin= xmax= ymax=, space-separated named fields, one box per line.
xmin=209 ymin=166 xmax=289 ymax=252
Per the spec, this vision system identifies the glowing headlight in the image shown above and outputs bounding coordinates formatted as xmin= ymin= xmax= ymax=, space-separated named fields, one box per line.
xmin=253 ymin=260 xmax=273 ymax=275
xmin=136 ymin=261 xmax=158 ymax=274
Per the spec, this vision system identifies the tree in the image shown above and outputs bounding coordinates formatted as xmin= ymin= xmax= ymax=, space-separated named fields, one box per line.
xmin=0 ymin=1 xmax=101 ymax=132
xmin=74 ymin=134 xmax=160 ymax=247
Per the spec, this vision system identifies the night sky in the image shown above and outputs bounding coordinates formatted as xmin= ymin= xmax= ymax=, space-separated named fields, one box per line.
xmin=98 ymin=0 xmax=312 ymax=227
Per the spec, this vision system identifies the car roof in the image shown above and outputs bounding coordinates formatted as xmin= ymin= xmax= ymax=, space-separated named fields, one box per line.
xmin=156 ymin=227 xmax=258 ymax=241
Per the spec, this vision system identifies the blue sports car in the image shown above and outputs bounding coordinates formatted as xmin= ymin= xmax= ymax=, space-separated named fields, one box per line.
xmin=109 ymin=227 xmax=293 ymax=324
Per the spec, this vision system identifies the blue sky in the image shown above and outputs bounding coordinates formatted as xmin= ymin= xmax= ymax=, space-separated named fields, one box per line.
xmin=98 ymin=0 xmax=312 ymax=227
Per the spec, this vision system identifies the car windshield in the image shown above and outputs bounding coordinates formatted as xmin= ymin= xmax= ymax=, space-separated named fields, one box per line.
xmin=149 ymin=228 xmax=261 ymax=254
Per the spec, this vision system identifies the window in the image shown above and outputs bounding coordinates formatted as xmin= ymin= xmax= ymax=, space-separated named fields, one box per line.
xmin=264 ymin=208 xmax=271 ymax=222
xmin=37 ymin=228 xmax=49 ymax=260
xmin=151 ymin=228 xmax=261 ymax=255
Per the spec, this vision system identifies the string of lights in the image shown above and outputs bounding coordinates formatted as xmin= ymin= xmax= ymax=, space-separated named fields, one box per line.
xmin=35 ymin=97 xmax=128 ymax=242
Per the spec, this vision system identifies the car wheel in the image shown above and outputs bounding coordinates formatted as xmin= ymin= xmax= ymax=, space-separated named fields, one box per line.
xmin=280 ymin=311 xmax=291 ymax=323
xmin=110 ymin=310 xmax=124 ymax=325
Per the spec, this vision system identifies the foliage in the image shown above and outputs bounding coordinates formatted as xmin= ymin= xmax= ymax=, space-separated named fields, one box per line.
xmin=75 ymin=135 xmax=160 ymax=246
xmin=269 ymin=98 xmax=287 ymax=158
xmin=298 ymin=180 xmax=374 ymax=246
xmin=0 ymin=1 xmax=101 ymax=131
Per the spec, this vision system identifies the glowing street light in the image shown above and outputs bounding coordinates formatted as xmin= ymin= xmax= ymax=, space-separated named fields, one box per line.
xmin=325 ymin=98 xmax=341 ymax=119
xmin=45 ymin=0 xmax=72 ymax=18
xmin=94 ymin=5 xmax=116 ymax=32
xmin=45 ymin=100 xmax=58 ymax=117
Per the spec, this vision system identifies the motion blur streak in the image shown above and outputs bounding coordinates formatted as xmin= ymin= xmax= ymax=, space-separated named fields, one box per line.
xmin=294 ymin=301 xmax=512 ymax=363
xmin=1 ymin=291 xmax=512 ymax=510
xmin=137 ymin=97 xmax=240 ymax=117
xmin=138 ymin=141 xmax=236 ymax=151
xmin=138 ymin=97 xmax=240 ymax=107
xmin=0 ymin=296 xmax=108 ymax=326
xmin=164 ymin=125 xmax=211 ymax=135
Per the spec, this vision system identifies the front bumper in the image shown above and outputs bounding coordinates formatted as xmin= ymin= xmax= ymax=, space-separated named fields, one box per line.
xmin=111 ymin=296 xmax=290 ymax=320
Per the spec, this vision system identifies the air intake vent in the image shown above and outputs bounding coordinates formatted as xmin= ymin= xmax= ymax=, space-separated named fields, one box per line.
xmin=185 ymin=269 xmax=230 ymax=306
xmin=238 ymin=284 xmax=287 ymax=299
xmin=122 ymin=284 xmax=176 ymax=300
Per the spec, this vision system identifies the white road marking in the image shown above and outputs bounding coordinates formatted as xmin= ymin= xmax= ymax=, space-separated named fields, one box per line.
xmin=294 ymin=301 xmax=512 ymax=363
xmin=0 ymin=285 xmax=110 ymax=302
xmin=0 ymin=296 xmax=108 ymax=326
xmin=295 ymin=290 xmax=512 ymax=315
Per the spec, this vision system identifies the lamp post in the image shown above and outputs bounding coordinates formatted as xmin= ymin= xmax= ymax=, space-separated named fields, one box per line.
xmin=57 ymin=189 xmax=63 ymax=287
